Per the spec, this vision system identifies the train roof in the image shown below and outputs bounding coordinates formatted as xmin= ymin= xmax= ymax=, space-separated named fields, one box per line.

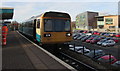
xmin=24 ymin=11 xmax=70 ymax=22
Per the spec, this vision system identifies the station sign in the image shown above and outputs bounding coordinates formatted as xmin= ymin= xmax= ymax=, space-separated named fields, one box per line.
xmin=0 ymin=7 xmax=14 ymax=20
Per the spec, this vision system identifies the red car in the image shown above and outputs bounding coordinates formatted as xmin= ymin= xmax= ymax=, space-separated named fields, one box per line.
xmin=98 ymin=55 xmax=117 ymax=64
xmin=110 ymin=38 xmax=119 ymax=43
xmin=90 ymin=38 xmax=101 ymax=44
xmin=96 ymin=32 xmax=101 ymax=35
xmin=93 ymin=31 xmax=98 ymax=35
xmin=83 ymin=31 xmax=88 ymax=33
xmin=115 ymin=34 xmax=120 ymax=37
xmin=86 ymin=37 xmax=94 ymax=43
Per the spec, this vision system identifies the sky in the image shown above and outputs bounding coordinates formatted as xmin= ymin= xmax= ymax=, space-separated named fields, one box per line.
xmin=1 ymin=0 xmax=120 ymax=22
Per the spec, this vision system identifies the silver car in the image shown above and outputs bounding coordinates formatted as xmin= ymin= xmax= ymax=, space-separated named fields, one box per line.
xmin=101 ymin=40 xmax=115 ymax=46
xmin=112 ymin=61 xmax=120 ymax=67
xmin=97 ymin=39 xmax=107 ymax=45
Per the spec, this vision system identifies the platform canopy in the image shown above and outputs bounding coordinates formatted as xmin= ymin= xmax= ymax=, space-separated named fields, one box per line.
xmin=0 ymin=7 xmax=14 ymax=20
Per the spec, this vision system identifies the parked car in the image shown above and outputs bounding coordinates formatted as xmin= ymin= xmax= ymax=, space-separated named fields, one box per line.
xmin=69 ymin=45 xmax=84 ymax=51
xmin=110 ymin=38 xmax=119 ymax=43
xmin=86 ymin=33 xmax=92 ymax=35
xmin=79 ymin=30 xmax=84 ymax=33
xmin=93 ymin=31 xmax=98 ymax=35
xmin=90 ymin=38 xmax=101 ymax=44
xmin=115 ymin=34 xmax=120 ymax=37
xmin=77 ymin=48 xmax=90 ymax=54
xmin=104 ymin=37 xmax=112 ymax=40
xmin=81 ymin=35 xmax=91 ymax=42
xmin=101 ymin=40 xmax=116 ymax=46
xmin=85 ymin=50 xmax=105 ymax=59
xmin=97 ymin=39 xmax=107 ymax=45
xmin=83 ymin=31 xmax=88 ymax=33
xmin=85 ymin=35 xmax=96 ymax=43
xmin=98 ymin=55 xmax=117 ymax=64
xmin=100 ymin=32 xmax=106 ymax=36
xmin=73 ymin=33 xmax=78 ymax=37
xmin=100 ymin=36 xmax=106 ymax=39
xmin=77 ymin=35 xmax=86 ymax=40
xmin=104 ymin=33 xmax=110 ymax=37
xmin=109 ymin=33 xmax=116 ymax=37
xmin=73 ymin=34 xmax=81 ymax=40
xmin=112 ymin=61 xmax=120 ymax=67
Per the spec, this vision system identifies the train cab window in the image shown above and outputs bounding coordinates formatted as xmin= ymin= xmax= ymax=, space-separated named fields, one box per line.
xmin=54 ymin=19 xmax=64 ymax=32
xmin=65 ymin=20 xmax=70 ymax=32
xmin=37 ymin=19 xmax=40 ymax=28
xmin=44 ymin=19 xmax=53 ymax=32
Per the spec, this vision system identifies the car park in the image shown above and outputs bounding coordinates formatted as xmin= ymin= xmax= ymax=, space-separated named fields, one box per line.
xmin=98 ymin=55 xmax=117 ymax=64
xmin=101 ymin=40 xmax=116 ymax=46
xmin=85 ymin=50 xmax=106 ymax=59
xmin=112 ymin=61 xmax=120 ymax=67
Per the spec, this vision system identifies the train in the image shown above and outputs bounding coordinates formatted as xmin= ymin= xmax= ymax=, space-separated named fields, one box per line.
xmin=19 ymin=11 xmax=73 ymax=45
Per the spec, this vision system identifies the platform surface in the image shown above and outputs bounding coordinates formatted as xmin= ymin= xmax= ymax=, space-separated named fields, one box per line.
xmin=2 ymin=31 xmax=72 ymax=71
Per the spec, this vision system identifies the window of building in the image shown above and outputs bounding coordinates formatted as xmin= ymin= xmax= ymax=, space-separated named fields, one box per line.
xmin=98 ymin=18 xmax=104 ymax=21
xmin=98 ymin=25 xmax=104 ymax=28
xmin=105 ymin=18 xmax=113 ymax=24
xmin=109 ymin=26 xmax=115 ymax=28
xmin=37 ymin=19 xmax=40 ymax=28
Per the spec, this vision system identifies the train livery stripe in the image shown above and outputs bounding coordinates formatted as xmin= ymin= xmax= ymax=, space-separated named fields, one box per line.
xmin=36 ymin=33 xmax=41 ymax=42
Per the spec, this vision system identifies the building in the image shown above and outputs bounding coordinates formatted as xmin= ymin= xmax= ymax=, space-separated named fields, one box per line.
xmin=96 ymin=15 xmax=120 ymax=33
xmin=71 ymin=21 xmax=76 ymax=29
xmin=76 ymin=11 xmax=98 ymax=30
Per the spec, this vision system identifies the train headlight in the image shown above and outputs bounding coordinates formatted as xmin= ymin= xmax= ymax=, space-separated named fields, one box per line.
xmin=44 ymin=34 xmax=51 ymax=37
xmin=66 ymin=33 xmax=71 ymax=37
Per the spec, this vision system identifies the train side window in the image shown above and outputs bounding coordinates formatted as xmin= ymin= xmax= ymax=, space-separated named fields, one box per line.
xmin=37 ymin=19 xmax=40 ymax=28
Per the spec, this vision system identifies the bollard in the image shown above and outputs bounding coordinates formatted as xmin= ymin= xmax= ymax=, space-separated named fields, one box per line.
xmin=74 ymin=43 xmax=75 ymax=51
xmin=94 ymin=49 xmax=96 ymax=58
xmin=109 ymin=54 xmax=111 ymax=64
xmin=83 ymin=46 xmax=84 ymax=55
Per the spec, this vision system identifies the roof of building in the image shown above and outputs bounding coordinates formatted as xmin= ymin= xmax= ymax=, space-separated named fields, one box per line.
xmin=95 ymin=15 xmax=119 ymax=18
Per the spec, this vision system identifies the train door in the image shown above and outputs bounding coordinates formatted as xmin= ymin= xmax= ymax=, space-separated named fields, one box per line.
xmin=36 ymin=19 xmax=41 ymax=42
xmin=33 ymin=19 xmax=36 ymax=40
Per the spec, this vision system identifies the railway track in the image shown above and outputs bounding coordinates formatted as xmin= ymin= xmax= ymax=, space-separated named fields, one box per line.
xmin=57 ymin=52 xmax=98 ymax=71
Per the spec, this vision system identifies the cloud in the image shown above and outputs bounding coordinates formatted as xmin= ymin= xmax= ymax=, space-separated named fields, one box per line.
xmin=2 ymin=0 xmax=120 ymax=2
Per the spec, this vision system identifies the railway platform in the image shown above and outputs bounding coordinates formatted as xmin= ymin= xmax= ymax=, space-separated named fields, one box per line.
xmin=2 ymin=31 xmax=75 ymax=71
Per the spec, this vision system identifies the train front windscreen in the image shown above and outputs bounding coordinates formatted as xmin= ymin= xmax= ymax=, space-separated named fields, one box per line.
xmin=44 ymin=19 xmax=71 ymax=32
